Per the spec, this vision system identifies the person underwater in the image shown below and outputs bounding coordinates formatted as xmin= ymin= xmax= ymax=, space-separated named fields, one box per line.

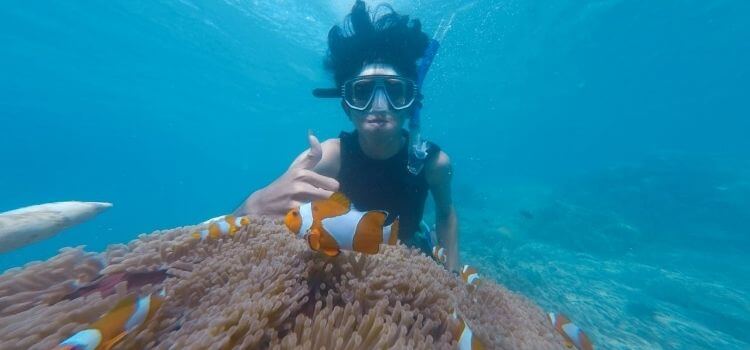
xmin=233 ymin=0 xmax=459 ymax=271
xmin=284 ymin=192 xmax=398 ymax=256
xmin=55 ymin=290 xmax=165 ymax=350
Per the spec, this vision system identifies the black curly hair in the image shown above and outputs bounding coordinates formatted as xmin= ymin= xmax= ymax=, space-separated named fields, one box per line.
xmin=325 ymin=1 xmax=430 ymax=87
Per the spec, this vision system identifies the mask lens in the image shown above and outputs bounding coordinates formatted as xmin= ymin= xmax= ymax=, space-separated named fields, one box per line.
xmin=344 ymin=76 xmax=416 ymax=110
xmin=385 ymin=78 xmax=414 ymax=108
xmin=346 ymin=79 xmax=375 ymax=109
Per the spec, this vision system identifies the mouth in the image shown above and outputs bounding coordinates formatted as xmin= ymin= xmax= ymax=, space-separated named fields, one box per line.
xmin=366 ymin=117 xmax=389 ymax=126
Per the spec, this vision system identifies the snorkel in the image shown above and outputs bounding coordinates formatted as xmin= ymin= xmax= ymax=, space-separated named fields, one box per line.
xmin=407 ymin=13 xmax=453 ymax=175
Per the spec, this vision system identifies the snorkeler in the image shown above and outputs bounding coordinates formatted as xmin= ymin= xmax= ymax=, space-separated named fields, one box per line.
xmin=234 ymin=0 xmax=458 ymax=271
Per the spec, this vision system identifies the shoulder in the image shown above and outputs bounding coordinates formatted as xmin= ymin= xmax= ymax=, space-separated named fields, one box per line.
xmin=425 ymin=149 xmax=452 ymax=187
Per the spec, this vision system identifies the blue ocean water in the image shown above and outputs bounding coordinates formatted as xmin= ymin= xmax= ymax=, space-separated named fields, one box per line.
xmin=1 ymin=1 xmax=748 ymax=349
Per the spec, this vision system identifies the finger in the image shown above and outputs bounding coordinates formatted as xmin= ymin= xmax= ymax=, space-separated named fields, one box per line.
xmin=294 ymin=130 xmax=323 ymax=170
xmin=294 ymin=184 xmax=335 ymax=202
xmin=301 ymin=170 xmax=340 ymax=192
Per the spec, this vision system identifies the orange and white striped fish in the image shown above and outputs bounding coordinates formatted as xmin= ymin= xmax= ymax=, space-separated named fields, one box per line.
xmin=451 ymin=311 xmax=485 ymax=350
xmin=432 ymin=245 xmax=447 ymax=264
xmin=548 ymin=312 xmax=594 ymax=350
xmin=55 ymin=290 xmax=166 ymax=350
xmin=284 ymin=192 xmax=399 ymax=256
xmin=461 ymin=265 xmax=481 ymax=288
xmin=192 ymin=215 xmax=250 ymax=241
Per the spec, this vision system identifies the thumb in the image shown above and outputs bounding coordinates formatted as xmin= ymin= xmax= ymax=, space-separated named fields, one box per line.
xmin=295 ymin=130 xmax=323 ymax=170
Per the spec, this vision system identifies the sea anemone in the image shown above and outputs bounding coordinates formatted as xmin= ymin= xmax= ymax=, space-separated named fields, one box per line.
xmin=0 ymin=217 xmax=562 ymax=349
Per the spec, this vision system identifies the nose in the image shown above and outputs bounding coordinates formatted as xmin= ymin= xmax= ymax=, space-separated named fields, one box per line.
xmin=369 ymin=88 xmax=389 ymax=111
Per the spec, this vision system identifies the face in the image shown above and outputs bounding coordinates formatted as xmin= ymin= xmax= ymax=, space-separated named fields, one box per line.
xmin=344 ymin=63 xmax=411 ymax=137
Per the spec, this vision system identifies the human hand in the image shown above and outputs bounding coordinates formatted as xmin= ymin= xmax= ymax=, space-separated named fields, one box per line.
xmin=235 ymin=132 xmax=339 ymax=217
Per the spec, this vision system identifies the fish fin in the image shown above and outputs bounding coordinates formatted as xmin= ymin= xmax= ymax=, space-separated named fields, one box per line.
xmin=312 ymin=197 xmax=350 ymax=221
xmin=328 ymin=192 xmax=351 ymax=208
xmin=308 ymin=225 xmax=339 ymax=256
xmin=89 ymin=294 xmax=138 ymax=345
xmin=317 ymin=227 xmax=341 ymax=256
xmin=388 ymin=217 xmax=399 ymax=245
xmin=579 ymin=331 xmax=594 ymax=350
xmin=320 ymin=246 xmax=341 ymax=257
xmin=307 ymin=228 xmax=321 ymax=250
xmin=451 ymin=314 xmax=466 ymax=341
xmin=98 ymin=294 xmax=137 ymax=320
xmin=352 ymin=211 xmax=387 ymax=254
xmin=101 ymin=331 xmax=128 ymax=350
xmin=145 ymin=293 xmax=165 ymax=321
xmin=472 ymin=335 xmax=487 ymax=350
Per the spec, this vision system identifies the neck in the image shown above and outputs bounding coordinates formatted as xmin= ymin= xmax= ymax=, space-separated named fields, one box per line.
xmin=357 ymin=131 xmax=405 ymax=160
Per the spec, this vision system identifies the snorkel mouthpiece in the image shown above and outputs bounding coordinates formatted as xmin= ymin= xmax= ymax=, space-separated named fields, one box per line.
xmin=407 ymin=132 xmax=429 ymax=174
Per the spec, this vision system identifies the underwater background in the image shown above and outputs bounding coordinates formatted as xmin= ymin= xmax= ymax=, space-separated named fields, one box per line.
xmin=1 ymin=0 xmax=748 ymax=349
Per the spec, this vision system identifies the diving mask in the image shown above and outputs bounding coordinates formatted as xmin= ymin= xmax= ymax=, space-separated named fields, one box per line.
xmin=314 ymin=75 xmax=418 ymax=111
xmin=342 ymin=75 xmax=417 ymax=111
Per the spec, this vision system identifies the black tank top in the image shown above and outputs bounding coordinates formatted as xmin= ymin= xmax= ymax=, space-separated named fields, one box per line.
xmin=337 ymin=129 xmax=440 ymax=241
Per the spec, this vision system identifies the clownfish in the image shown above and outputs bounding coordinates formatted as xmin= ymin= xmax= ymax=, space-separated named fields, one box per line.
xmin=192 ymin=215 xmax=250 ymax=241
xmin=284 ymin=192 xmax=399 ymax=256
xmin=548 ymin=312 xmax=594 ymax=350
xmin=461 ymin=265 xmax=481 ymax=288
xmin=451 ymin=311 xmax=486 ymax=350
xmin=432 ymin=245 xmax=447 ymax=264
xmin=55 ymin=290 xmax=166 ymax=350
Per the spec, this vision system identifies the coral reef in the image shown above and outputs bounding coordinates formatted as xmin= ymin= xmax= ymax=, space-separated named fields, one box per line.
xmin=0 ymin=217 xmax=562 ymax=349
xmin=459 ymin=154 xmax=750 ymax=349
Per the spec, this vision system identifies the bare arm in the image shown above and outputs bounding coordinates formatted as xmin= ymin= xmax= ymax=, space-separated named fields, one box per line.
xmin=234 ymin=134 xmax=340 ymax=218
xmin=426 ymin=150 xmax=459 ymax=272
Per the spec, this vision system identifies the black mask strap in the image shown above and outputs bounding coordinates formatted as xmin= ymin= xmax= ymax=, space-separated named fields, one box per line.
xmin=312 ymin=88 xmax=340 ymax=98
